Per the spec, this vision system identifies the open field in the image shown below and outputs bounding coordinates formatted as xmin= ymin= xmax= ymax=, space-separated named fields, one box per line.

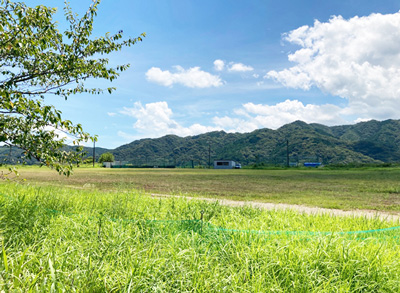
xmin=10 ymin=166 xmax=400 ymax=212
xmin=2 ymin=166 xmax=400 ymax=291
xmin=1 ymin=183 xmax=400 ymax=291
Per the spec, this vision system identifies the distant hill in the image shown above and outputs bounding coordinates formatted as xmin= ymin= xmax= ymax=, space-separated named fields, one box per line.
xmin=3 ymin=119 xmax=400 ymax=167
xmin=111 ymin=119 xmax=400 ymax=166
xmin=0 ymin=145 xmax=110 ymax=165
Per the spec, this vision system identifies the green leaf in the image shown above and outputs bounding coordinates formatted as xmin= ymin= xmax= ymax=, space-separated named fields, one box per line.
xmin=0 ymin=0 xmax=144 ymax=176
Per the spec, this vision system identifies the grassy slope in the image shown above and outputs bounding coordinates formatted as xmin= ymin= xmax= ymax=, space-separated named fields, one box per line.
xmin=11 ymin=166 xmax=400 ymax=212
xmin=1 ymin=183 xmax=400 ymax=291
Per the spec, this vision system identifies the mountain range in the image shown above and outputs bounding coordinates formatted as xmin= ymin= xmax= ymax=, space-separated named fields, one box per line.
xmin=111 ymin=119 xmax=400 ymax=166
xmin=2 ymin=119 xmax=400 ymax=166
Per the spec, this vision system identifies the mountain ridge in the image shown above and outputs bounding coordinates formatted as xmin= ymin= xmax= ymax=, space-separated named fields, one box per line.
xmin=2 ymin=119 xmax=400 ymax=166
xmin=111 ymin=119 xmax=400 ymax=166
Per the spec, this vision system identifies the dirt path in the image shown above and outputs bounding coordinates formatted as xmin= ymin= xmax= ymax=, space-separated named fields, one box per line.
xmin=150 ymin=193 xmax=400 ymax=222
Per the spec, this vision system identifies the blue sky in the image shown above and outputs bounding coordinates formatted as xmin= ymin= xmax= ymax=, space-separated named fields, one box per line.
xmin=27 ymin=0 xmax=400 ymax=148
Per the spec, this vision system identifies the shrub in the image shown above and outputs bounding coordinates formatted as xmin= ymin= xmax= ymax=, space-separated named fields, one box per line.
xmin=98 ymin=152 xmax=115 ymax=163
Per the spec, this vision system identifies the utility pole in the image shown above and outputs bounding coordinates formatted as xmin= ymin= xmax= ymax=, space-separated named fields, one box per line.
xmin=93 ymin=140 xmax=96 ymax=167
xmin=286 ymin=139 xmax=289 ymax=168
xmin=208 ymin=141 xmax=211 ymax=169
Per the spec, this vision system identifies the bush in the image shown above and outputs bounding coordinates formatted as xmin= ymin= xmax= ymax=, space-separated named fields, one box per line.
xmin=98 ymin=152 xmax=115 ymax=163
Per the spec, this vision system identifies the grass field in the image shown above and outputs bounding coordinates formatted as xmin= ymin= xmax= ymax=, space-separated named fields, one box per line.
xmin=1 ymin=182 xmax=400 ymax=291
xmin=2 ymin=166 xmax=400 ymax=291
xmin=11 ymin=166 xmax=400 ymax=211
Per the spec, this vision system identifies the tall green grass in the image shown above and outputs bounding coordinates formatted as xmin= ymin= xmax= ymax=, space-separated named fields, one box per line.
xmin=1 ymin=183 xmax=400 ymax=291
xmin=12 ymin=166 xmax=400 ymax=211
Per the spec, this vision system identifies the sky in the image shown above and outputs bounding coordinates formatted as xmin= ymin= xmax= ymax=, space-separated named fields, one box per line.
xmin=24 ymin=0 xmax=400 ymax=148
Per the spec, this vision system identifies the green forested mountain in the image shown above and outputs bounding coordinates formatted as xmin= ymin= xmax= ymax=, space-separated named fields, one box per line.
xmin=2 ymin=119 xmax=400 ymax=167
xmin=0 ymin=145 xmax=110 ymax=165
xmin=111 ymin=119 xmax=400 ymax=166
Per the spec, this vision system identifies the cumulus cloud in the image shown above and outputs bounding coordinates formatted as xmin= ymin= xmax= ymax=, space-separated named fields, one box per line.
xmin=241 ymin=100 xmax=346 ymax=127
xmin=214 ymin=59 xmax=225 ymax=71
xmin=214 ymin=100 xmax=347 ymax=132
xmin=146 ymin=66 xmax=223 ymax=88
xmin=119 ymin=100 xmax=350 ymax=140
xmin=266 ymin=12 xmax=400 ymax=121
xmin=120 ymin=102 xmax=221 ymax=138
xmin=228 ymin=62 xmax=254 ymax=72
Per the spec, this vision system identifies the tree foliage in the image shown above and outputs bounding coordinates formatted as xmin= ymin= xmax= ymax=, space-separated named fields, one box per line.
xmin=0 ymin=0 xmax=145 ymax=176
xmin=98 ymin=152 xmax=114 ymax=163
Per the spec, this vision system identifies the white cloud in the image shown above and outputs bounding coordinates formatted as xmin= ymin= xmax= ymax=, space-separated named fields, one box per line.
xmin=242 ymin=100 xmax=346 ymax=127
xmin=213 ymin=100 xmax=347 ymax=132
xmin=107 ymin=112 xmax=116 ymax=117
xmin=119 ymin=100 xmax=351 ymax=141
xmin=146 ymin=66 xmax=223 ymax=88
xmin=43 ymin=125 xmax=70 ymax=141
xmin=228 ymin=62 xmax=254 ymax=72
xmin=212 ymin=116 xmax=259 ymax=133
xmin=214 ymin=59 xmax=225 ymax=71
xmin=120 ymin=102 xmax=221 ymax=139
xmin=117 ymin=131 xmax=137 ymax=141
xmin=266 ymin=12 xmax=400 ymax=121
xmin=354 ymin=118 xmax=373 ymax=124
xmin=41 ymin=126 xmax=92 ymax=147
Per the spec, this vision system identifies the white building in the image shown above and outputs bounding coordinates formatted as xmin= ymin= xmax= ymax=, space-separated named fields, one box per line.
xmin=103 ymin=161 xmax=124 ymax=168
xmin=103 ymin=162 xmax=112 ymax=168
xmin=214 ymin=160 xmax=240 ymax=169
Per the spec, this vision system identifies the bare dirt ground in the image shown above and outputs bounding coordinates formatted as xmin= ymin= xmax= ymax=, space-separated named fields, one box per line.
xmin=151 ymin=193 xmax=400 ymax=222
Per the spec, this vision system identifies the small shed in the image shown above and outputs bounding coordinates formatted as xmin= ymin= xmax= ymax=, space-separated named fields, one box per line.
xmin=214 ymin=160 xmax=237 ymax=169
xmin=103 ymin=162 xmax=112 ymax=168
xmin=103 ymin=161 xmax=124 ymax=168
